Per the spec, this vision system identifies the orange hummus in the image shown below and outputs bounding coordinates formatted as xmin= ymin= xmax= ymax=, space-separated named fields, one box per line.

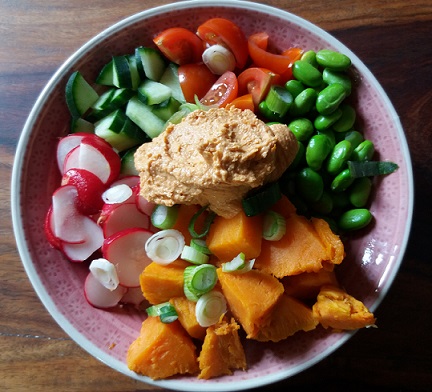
xmin=134 ymin=106 xmax=298 ymax=218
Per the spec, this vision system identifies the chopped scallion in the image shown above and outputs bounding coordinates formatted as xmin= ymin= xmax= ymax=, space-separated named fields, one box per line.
xmin=188 ymin=205 xmax=216 ymax=239
xmin=195 ymin=291 xmax=227 ymax=327
xmin=146 ymin=302 xmax=178 ymax=323
xmin=347 ymin=160 xmax=399 ymax=178
xmin=264 ymin=85 xmax=293 ymax=116
xmin=145 ymin=229 xmax=185 ymax=265
xmin=242 ymin=182 xmax=282 ymax=217
xmin=151 ymin=204 xmax=179 ymax=229
xmin=263 ymin=210 xmax=286 ymax=241
xmin=221 ymin=252 xmax=255 ymax=273
xmin=181 ymin=245 xmax=209 ymax=265
xmin=190 ymin=238 xmax=212 ymax=255
xmin=183 ymin=264 xmax=218 ymax=302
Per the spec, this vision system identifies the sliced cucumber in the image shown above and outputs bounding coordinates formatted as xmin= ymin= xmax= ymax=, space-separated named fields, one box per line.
xmin=126 ymin=96 xmax=165 ymax=138
xmin=65 ymin=71 xmax=99 ymax=118
xmin=127 ymin=55 xmax=141 ymax=90
xmin=159 ymin=63 xmax=186 ymax=103
xmin=135 ymin=46 xmax=167 ymax=81
xmin=121 ymin=147 xmax=139 ymax=176
xmin=109 ymin=88 xmax=135 ymax=108
xmin=95 ymin=59 xmax=115 ymax=86
xmin=152 ymin=97 xmax=181 ymax=121
xmin=113 ymin=56 xmax=132 ymax=89
xmin=70 ymin=117 xmax=95 ymax=134
xmin=137 ymin=79 xmax=172 ymax=105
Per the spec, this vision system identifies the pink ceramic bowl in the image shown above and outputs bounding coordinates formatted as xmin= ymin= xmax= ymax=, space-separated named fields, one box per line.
xmin=11 ymin=1 xmax=413 ymax=390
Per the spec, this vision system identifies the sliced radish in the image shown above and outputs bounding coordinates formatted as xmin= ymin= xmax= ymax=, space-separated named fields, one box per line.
xmin=121 ymin=287 xmax=147 ymax=307
xmin=44 ymin=206 xmax=62 ymax=249
xmin=136 ymin=192 xmax=156 ymax=216
xmin=89 ymin=258 xmax=119 ymax=290
xmin=56 ymin=133 xmax=87 ymax=173
xmin=84 ymin=272 xmax=127 ymax=309
xmin=61 ymin=168 xmax=106 ymax=215
xmin=62 ymin=216 xmax=104 ymax=262
xmin=51 ymin=185 xmax=87 ymax=244
xmin=110 ymin=175 xmax=140 ymax=189
xmin=102 ymin=228 xmax=154 ymax=288
xmin=100 ymin=202 xmax=150 ymax=238
xmin=102 ymin=184 xmax=133 ymax=204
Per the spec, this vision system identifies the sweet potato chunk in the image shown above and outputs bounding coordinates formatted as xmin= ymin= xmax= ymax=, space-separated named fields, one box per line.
xmin=253 ymin=294 xmax=318 ymax=342
xmin=198 ymin=316 xmax=247 ymax=379
xmin=312 ymin=285 xmax=376 ymax=331
xmin=207 ymin=210 xmax=263 ymax=261
xmin=127 ymin=317 xmax=198 ymax=379
xmin=255 ymin=215 xmax=344 ymax=278
xmin=282 ymin=269 xmax=339 ymax=300
xmin=217 ymin=268 xmax=284 ymax=338
xmin=170 ymin=296 xmax=206 ymax=340
xmin=140 ymin=260 xmax=189 ymax=304
xmin=312 ymin=217 xmax=345 ymax=265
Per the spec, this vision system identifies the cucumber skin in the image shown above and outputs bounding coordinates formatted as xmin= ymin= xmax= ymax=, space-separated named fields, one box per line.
xmin=65 ymin=71 xmax=99 ymax=118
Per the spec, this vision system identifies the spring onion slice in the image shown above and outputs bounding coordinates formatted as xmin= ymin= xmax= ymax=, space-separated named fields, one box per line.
xmin=190 ymin=238 xmax=212 ymax=255
xmin=102 ymin=184 xmax=133 ymax=204
xmin=202 ymin=44 xmax=236 ymax=75
xmin=151 ymin=204 xmax=179 ymax=230
xmin=242 ymin=182 xmax=282 ymax=217
xmin=145 ymin=229 xmax=185 ymax=265
xmin=195 ymin=291 xmax=227 ymax=327
xmin=181 ymin=245 xmax=209 ymax=265
xmin=348 ymin=160 xmax=399 ymax=178
xmin=264 ymin=85 xmax=293 ymax=116
xmin=263 ymin=210 xmax=286 ymax=241
xmin=188 ymin=205 xmax=216 ymax=239
xmin=146 ymin=302 xmax=178 ymax=324
xmin=89 ymin=258 xmax=119 ymax=291
xmin=183 ymin=264 xmax=218 ymax=302
xmin=221 ymin=252 xmax=255 ymax=273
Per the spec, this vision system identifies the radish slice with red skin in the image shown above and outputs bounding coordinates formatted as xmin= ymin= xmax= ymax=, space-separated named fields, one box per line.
xmin=100 ymin=202 xmax=150 ymax=238
xmin=56 ymin=133 xmax=87 ymax=173
xmin=62 ymin=217 xmax=104 ymax=262
xmin=102 ymin=228 xmax=154 ymax=288
xmin=51 ymin=185 xmax=87 ymax=244
xmin=136 ymin=192 xmax=156 ymax=216
xmin=120 ymin=287 xmax=147 ymax=307
xmin=110 ymin=175 xmax=140 ymax=189
xmin=44 ymin=206 xmax=62 ymax=249
xmin=84 ymin=272 xmax=127 ymax=309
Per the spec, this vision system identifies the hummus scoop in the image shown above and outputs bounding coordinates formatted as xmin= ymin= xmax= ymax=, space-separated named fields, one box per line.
xmin=134 ymin=106 xmax=298 ymax=218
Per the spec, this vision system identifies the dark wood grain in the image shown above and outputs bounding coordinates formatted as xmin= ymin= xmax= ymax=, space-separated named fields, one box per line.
xmin=1 ymin=1 xmax=431 ymax=391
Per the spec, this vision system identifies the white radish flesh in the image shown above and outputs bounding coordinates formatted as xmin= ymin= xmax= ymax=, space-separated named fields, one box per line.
xmin=56 ymin=133 xmax=86 ymax=173
xmin=84 ymin=272 xmax=127 ymax=309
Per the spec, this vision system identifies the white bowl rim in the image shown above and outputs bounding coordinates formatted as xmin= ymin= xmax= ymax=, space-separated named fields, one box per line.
xmin=11 ymin=0 xmax=414 ymax=390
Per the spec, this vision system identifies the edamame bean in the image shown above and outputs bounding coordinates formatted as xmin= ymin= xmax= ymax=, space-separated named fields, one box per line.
xmin=352 ymin=139 xmax=375 ymax=161
xmin=258 ymin=101 xmax=283 ymax=122
xmin=311 ymin=190 xmax=333 ymax=214
xmin=322 ymin=68 xmax=352 ymax=95
xmin=292 ymin=60 xmax=323 ymax=87
xmin=317 ymin=128 xmax=336 ymax=149
xmin=316 ymin=83 xmax=347 ymax=115
xmin=285 ymin=79 xmax=305 ymax=98
xmin=288 ymin=118 xmax=314 ymax=141
xmin=300 ymin=50 xmax=319 ymax=67
xmin=295 ymin=167 xmax=324 ymax=202
xmin=289 ymin=88 xmax=318 ymax=117
xmin=338 ymin=208 xmax=372 ymax=231
xmin=306 ymin=134 xmax=333 ymax=171
xmin=316 ymin=49 xmax=351 ymax=71
xmin=314 ymin=109 xmax=343 ymax=131
xmin=340 ymin=130 xmax=364 ymax=149
xmin=288 ymin=140 xmax=306 ymax=170
xmin=331 ymin=168 xmax=354 ymax=192
xmin=331 ymin=191 xmax=351 ymax=209
xmin=332 ymin=103 xmax=356 ymax=133
xmin=326 ymin=140 xmax=353 ymax=175
xmin=349 ymin=177 xmax=372 ymax=207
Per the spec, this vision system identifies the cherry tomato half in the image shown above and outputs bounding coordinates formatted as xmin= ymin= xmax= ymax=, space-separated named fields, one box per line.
xmin=248 ymin=32 xmax=303 ymax=75
xmin=153 ymin=27 xmax=204 ymax=65
xmin=197 ymin=18 xmax=249 ymax=69
xmin=200 ymin=71 xmax=238 ymax=108
xmin=178 ymin=63 xmax=218 ymax=103
xmin=230 ymin=94 xmax=255 ymax=112
xmin=238 ymin=67 xmax=280 ymax=107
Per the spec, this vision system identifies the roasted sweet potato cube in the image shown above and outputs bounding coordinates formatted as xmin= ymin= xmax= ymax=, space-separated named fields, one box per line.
xmin=170 ymin=296 xmax=206 ymax=340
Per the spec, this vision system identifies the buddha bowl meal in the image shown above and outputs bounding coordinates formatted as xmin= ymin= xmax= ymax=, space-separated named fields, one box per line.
xmin=11 ymin=1 xmax=413 ymax=390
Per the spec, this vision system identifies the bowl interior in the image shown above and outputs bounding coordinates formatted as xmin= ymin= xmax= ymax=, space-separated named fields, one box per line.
xmin=12 ymin=1 xmax=413 ymax=391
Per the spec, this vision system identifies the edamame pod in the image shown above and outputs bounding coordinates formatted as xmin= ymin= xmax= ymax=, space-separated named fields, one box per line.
xmin=332 ymin=104 xmax=356 ymax=133
xmin=295 ymin=167 xmax=324 ymax=202
xmin=316 ymin=83 xmax=347 ymax=115
xmin=349 ymin=177 xmax=372 ymax=207
xmin=338 ymin=208 xmax=372 ymax=231
xmin=306 ymin=134 xmax=333 ymax=171
xmin=352 ymin=139 xmax=375 ymax=161
xmin=326 ymin=140 xmax=353 ymax=175
xmin=288 ymin=118 xmax=314 ymax=141
xmin=316 ymin=49 xmax=351 ymax=71
xmin=292 ymin=60 xmax=323 ymax=87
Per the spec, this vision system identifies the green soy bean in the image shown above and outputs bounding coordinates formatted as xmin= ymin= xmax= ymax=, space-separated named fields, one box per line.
xmin=314 ymin=109 xmax=343 ymax=131
xmin=331 ymin=168 xmax=354 ymax=192
xmin=285 ymin=80 xmax=305 ymax=98
xmin=316 ymin=49 xmax=351 ymax=71
xmin=326 ymin=140 xmax=353 ymax=175
xmin=292 ymin=60 xmax=323 ymax=87
xmin=288 ymin=118 xmax=314 ymax=141
xmin=306 ymin=134 xmax=332 ymax=171
xmin=352 ymin=139 xmax=375 ymax=161
xmin=317 ymin=128 xmax=336 ymax=149
xmin=349 ymin=177 xmax=372 ymax=207
xmin=316 ymin=83 xmax=347 ymax=115
xmin=338 ymin=208 xmax=372 ymax=231
xmin=295 ymin=167 xmax=324 ymax=202
xmin=311 ymin=190 xmax=333 ymax=215
xmin=332 ymin=104 xmax=356 ymax=133
xmin=288 ymin=140 xmax=306 ymax=170
xmin=288 ymin=88 xmax=318 ymax=117
xmin=340 ymin=130 xmax=364 ymax=149
xmin=300 ymin=50 xmax=319 ymax=67
xmin=322 ymin=68 xmax=352 ymax=95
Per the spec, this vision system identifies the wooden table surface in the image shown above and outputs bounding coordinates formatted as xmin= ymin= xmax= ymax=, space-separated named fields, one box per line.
xmin=1 ymin=0 xmax=431 ymax=391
